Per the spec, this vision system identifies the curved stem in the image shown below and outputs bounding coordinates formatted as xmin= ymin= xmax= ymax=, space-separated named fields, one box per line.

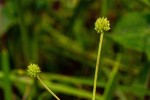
xmin=92 ymin=32 xmax=104 ymax=100
xmin=37 ymin=75 xmax=60 ymax=100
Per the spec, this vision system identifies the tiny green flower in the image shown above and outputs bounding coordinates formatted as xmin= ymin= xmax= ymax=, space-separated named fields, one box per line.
xmin=26 ymin=64 xmax=60 ymax=100
xmin=94 ymin=17 xmax=110 ymax=33
xmin=27 ymin=64 xmax=41 ymax=77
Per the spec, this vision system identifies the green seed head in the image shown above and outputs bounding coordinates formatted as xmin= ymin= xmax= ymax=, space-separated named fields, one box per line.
xmin=94 ymin=17 xmax=110 ymax=33
xmin=27 ymin=64 xmax=41 ymax=77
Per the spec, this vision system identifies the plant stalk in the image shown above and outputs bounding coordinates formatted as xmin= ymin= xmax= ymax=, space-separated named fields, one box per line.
xmin=37 ymin=75 xmax=60 ymax=100
xmin=92 ymin=32 xmax=104 ymax=100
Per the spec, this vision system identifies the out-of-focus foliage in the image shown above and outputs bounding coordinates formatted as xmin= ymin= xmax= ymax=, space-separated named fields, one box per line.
xmin=111 ymin=12 xmax=150 ymax=60
xmin=0 ymin=0 xmax=150 ymax=100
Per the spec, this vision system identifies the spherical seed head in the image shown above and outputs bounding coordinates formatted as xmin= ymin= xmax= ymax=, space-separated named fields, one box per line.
xmin=27 ymin=64 xmax=41 ymax=77
xmin=94 ymin=17 xmax=110 ymax=33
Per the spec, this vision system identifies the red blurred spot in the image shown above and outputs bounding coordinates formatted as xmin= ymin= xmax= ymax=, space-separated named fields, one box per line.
xmin=52 ymin=1 xmax=60 ymax=11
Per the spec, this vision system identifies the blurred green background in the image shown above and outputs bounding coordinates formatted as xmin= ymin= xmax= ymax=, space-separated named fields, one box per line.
xmin=0 ymin=0 xmax=150 ymax=100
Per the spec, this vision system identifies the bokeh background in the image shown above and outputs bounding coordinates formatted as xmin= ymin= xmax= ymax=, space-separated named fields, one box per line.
xmin=0 ymin=0 xmax=150 ymax=100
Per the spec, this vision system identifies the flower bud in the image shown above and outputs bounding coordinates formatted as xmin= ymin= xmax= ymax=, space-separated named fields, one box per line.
xmin=94 ymin=17 xmax=110 ymax=33
xmin=27 ymin=64 xmax=41 ymax=77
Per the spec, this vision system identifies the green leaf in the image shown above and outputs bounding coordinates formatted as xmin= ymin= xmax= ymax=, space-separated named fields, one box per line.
xmin=109 ymin=12 xmax=150 ymax=60
xmin=42 ymin=80 xmax=102 ymax=100
xmin=103 ymin=54 xmax=121 ymax=100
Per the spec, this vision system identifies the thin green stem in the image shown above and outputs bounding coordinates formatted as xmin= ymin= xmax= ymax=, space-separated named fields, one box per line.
xmin=92 ymin=32 xmax=104 ymax=100
xmin=37 ymin=75 xmax=60 ymax=100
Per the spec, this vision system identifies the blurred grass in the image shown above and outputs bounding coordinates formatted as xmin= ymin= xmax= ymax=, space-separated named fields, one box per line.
xmin=0 ymin=0 xmax=150 ymax=99
xmin=14 ymin=0 xmax=30 ymax=62
xmin=103 ymin=54 xmax=121 ymax=100
xmin=1 ymin=50 xmax=12 ymax=100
